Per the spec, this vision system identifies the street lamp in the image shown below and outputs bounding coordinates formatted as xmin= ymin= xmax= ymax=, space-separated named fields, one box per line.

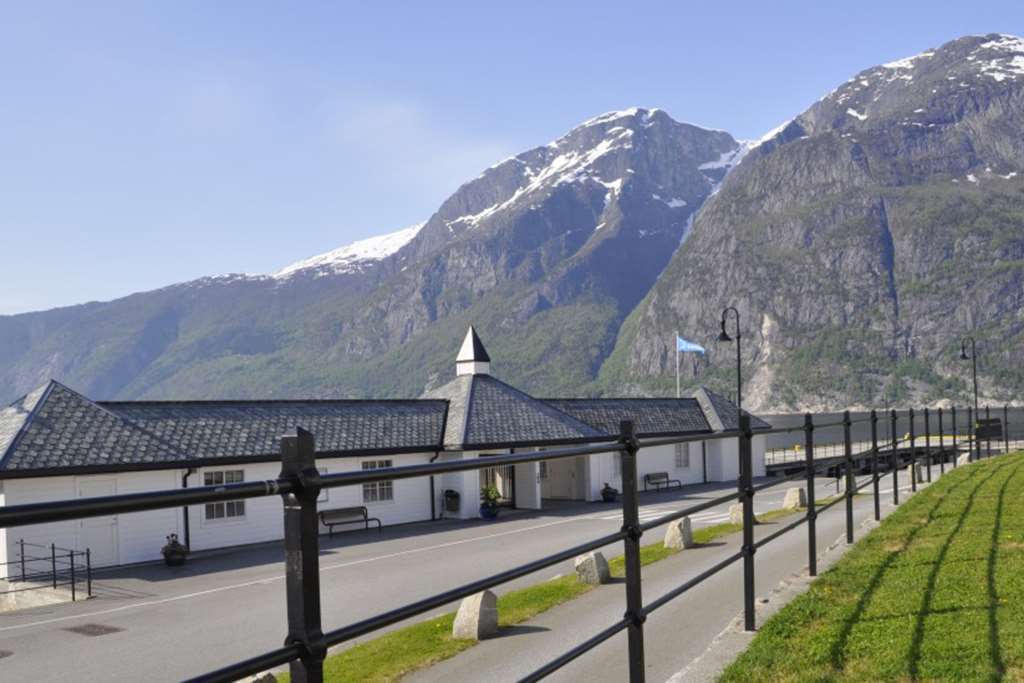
xmin=718 ymin=307 xmax=742 ymax=411
xmin=960 ymin=336 xmax=980 ymax=461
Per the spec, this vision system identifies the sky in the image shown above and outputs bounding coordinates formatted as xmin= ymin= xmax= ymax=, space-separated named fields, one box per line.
xmin=1 ymin=1 xmax=1022 ymax=314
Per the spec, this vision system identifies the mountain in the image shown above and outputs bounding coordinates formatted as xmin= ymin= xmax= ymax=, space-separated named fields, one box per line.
xmin=603 ymin=34 xmax=1024 ymax=410
xmin=0 ymin=108 xmax=745 ymax=403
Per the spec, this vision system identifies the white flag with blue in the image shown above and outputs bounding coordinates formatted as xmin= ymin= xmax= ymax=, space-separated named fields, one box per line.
xmin=676 ymin=336 xmax=705 ymax=354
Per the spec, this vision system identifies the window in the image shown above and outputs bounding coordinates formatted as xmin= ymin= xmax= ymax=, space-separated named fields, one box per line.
xmin=362 ymin=460 xmax=394 ymax=503
xmin=674 ymin=443 xmax=690 ymax=469
xmin=204 ymin=470 xmax=245 ymax=521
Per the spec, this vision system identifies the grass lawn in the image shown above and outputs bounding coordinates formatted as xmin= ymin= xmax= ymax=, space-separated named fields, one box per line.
xmin=286 ymin=503 xmax=811 ymax=681
xmin=720 ymin=453 xmax=1024 ymax=682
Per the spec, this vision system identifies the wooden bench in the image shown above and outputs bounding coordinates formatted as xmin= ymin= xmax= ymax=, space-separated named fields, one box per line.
xmin=643 ymin=472 xmax=682 ymax=492
xmin=318 ymin=506 xmax=382 ymax=537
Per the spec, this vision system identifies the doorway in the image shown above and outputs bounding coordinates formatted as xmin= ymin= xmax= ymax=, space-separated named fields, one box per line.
xmin=479 ymin=456 xmax=516 ymax=507
xmin=541 ymin=456 xmax=584 ymax=499
xmin=77 ymin=479 xmax=119 ymax=567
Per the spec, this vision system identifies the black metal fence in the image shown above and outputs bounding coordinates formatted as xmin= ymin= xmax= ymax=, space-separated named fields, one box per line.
xmin=1 ymin=539 xmax=92 ymax=602
xmin=0 ymin=404 xmax=1013 ymax=682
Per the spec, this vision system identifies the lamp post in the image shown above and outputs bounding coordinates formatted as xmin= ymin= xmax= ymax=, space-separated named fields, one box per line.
xmin=960 ymin=337 xmax=980 ymax=462
xmin=718 ymin=307 xmax=742 ymax=411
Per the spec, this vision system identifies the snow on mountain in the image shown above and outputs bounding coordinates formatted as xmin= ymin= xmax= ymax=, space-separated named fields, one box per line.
xmin=273 ymin=222 xmax=424 ymax=279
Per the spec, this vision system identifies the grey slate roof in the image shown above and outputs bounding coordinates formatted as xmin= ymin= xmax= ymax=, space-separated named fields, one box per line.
xmin=0 ymin=382 xmax=186 ymax=474
xmin=0 ymin=381 xmax=447 ymax=477
xmin=0 ymin=377 xmax=768 ymax=477
xmin=424 ymin=374 xmax=604 ymax=449
xmin=103 ymin=399 xmax=447 ymax=461
xmin=693 ymin=387 xmax=771 ymax=431
xmin=543 ymin=398 xmax=712 ymax=436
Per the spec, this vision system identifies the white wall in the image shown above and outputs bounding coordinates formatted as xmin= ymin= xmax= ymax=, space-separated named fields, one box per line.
xmin=2 ymin=470 xmax=181 ymax=573
xmin=0 ymin=483 xmax=6 ymax=578
xmin=2 ymin=452 xmax=436 ymax=571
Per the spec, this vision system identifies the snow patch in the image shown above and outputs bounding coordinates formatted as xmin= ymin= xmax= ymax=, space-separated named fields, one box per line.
xmin=881 ymin=50 xmax=935 ymax=70
xmin=846 ymin=108 xmax=868 ymax=121
xmin=967 ymin=174 xmax=978 ymax=183
xmin=274 ymin=223 xmax=424 ymax=279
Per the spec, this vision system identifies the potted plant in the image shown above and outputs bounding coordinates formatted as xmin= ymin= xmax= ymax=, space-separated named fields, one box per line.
xmin=601 ymin=483 xmax=619 ymax=503
xmin=479 ymin=485 xmax=501 ymax=519
xmin=161 ymin=533 xmax=188 ymax=567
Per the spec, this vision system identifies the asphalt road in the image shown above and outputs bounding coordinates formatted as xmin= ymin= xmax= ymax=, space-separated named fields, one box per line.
xmin=0 ymin=470 xmax=920 ymax=682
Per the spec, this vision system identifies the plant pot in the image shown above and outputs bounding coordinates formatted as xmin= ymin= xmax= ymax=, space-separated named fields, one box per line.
xmin=479 ymin=504 xmax=499 ymax=520
xmin=163 ymin=552 xmax=187 ymax=567
xmin=601 ymin=491 xmax=617 ymax=503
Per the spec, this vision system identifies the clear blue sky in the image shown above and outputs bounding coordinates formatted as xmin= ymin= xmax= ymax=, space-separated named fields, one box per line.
xmin=2 ymin=1 xmax=1021 ymax=314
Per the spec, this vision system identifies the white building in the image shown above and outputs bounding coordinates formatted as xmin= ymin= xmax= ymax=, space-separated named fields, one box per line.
xmin=0 ymin=327 xmax=767 ymax=573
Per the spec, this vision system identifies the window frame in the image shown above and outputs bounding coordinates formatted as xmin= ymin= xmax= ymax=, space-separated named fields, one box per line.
xmin=202 ymin=469 xmax=247 ymax=523
xmin=361 ymin=459 xmax=395 ymax=504
xmin=674 ymin=442 xmax=691 ymax=469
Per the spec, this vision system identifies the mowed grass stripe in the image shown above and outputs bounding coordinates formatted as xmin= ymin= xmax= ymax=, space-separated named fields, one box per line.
xmin=720 ymin=453 xmax=1024 ymax=682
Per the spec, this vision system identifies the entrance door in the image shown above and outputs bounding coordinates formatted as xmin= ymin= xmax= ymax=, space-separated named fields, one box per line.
xmin=541 ymin=457 xmax=579 ymax=499
xmin=77 ymin=479 xmax=119 ymax=567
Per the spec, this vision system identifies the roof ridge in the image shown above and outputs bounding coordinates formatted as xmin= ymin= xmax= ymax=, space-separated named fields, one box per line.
xmin=0 ymin=380 xmax=58 ymax=469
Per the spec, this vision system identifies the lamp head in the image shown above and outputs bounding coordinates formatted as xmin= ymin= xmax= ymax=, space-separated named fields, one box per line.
xmin=717 ymin=325 xmax=732 ymax=343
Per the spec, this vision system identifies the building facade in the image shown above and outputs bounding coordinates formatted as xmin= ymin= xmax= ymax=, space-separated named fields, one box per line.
xmin=0 ymin=328 xmax=768 ymax=573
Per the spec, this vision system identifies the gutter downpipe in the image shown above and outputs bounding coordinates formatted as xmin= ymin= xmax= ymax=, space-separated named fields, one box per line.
xmin=181 ymin=467 xmax=196 ymax=549
xmin=429 ymin=452 xmax=441 ymax=520
xmin=702 ymin=441 xmax=708 ymax=483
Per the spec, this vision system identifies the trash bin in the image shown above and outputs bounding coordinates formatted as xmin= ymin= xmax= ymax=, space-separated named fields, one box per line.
xmin=443 ymin=489 xmax=461 ymax=515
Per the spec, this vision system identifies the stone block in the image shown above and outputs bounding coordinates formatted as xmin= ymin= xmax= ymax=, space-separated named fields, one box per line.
xmin=664 ymin=516 xmax=694 ymax=549
xmin=956 ymin=453 xmax=971 ymax=466
xmin=453 ymin=590 xmax=498 ymax=640
xmin=728 ymin=503 xmax=745 ymax=526
xmin=782 ymin=487 xmax=807 ymax=510
xmin=574 ymin=551 xmax=611 ymax=585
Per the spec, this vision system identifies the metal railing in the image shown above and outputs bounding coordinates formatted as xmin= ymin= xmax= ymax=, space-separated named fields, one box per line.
xmin=1 ymin=540 xmax=92 ymax=601
xmin=0 ymin=403 xmax=1013 ymax=682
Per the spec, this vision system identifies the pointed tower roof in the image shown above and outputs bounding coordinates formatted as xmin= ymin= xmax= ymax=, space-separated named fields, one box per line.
xmin=456 ymin=326 xmax=491 ymax=363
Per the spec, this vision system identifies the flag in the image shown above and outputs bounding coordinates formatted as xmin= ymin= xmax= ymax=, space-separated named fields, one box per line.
xmin=676 ymin=336 xmax=705 ymax=354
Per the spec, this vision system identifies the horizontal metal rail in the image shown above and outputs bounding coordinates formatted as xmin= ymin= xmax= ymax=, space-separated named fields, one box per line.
xmin=0 ymin=403 xmax=1001 ymax=683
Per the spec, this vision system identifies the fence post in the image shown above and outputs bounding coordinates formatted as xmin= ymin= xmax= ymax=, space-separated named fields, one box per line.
xmin=86 ymin=549 xmax=92 ymax=597
xmin=843 ymin=410 xmax=853 ymax=544
xmin=19 ymin=539 xmax=25 ymax=582
xmin=739 ymin=413 xmax=756 ymax=631
xmin=938 ymin=408 xmax=945 ymax=475
xmin=618 ymin=420 xmax=646 ymax=681
xmin=51 ymin=543 xmax=56 ymax=589
xmin=951 ymin=406 xmax=958 ymax=468
xmin=69 ymin=550 xmax=76 ymax=601
xmin=967 ymin=405 xmax=974 ymax=462
xmin=986 ymin=406 xmax=992 ymax=458
xmin=891 ymin=410 xmax=900 ymax=506
xmin=870 ymin=409 xmax=880 ymax=521
xmin=1005 ymin=405 xmax=1010 ymax=454
xmin=804 ymin=413 xmax=817 ymax=576
xmin=924 ymin=407 xmax=932 ymax=483
xmin=280 ymin=427 xmax=326 ymax=683
xmin=909 ymin=408 xmax=917 ymax=492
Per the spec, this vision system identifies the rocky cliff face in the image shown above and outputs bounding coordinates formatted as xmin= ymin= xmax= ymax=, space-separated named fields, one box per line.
xmin=0 ymin=109 xmax=744 ymax=403
xmin=609 ymin=34 xmax=1024 ymax=410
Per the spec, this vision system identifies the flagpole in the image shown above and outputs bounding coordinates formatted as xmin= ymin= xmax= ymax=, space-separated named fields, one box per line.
xmin=675 ymin=330 xmax=680 ymax=398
